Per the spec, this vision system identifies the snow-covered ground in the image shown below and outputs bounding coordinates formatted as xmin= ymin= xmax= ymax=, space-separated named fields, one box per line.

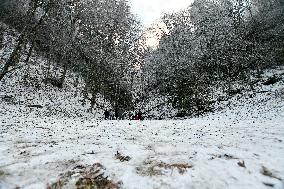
xmin=1 ymin=73 xmax=284 ymax=189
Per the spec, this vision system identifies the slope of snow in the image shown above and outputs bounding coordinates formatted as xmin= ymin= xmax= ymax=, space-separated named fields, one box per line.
xmin=0 ymin=57 xmax=107 ymax=119
xmin=1 ymin=28 xmax=108 ymax=119
xmin=0 ymin=69 xmax=283 ymax=189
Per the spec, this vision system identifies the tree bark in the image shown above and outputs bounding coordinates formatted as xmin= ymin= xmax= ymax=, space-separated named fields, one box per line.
xmin=0 ymin=0 xmax=54 ymax=81
xmin=0 ymin=33 xmax=26 ymax=81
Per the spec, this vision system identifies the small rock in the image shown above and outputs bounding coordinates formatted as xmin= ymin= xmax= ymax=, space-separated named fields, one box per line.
xmin=262 ymin=182 xmax=274 ymax=187
xmin=238 ymin=160 xmax=246 ymax=168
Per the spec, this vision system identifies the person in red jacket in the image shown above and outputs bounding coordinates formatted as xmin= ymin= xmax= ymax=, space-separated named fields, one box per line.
xmin=136 ymin=110 xmax=142 ymax=120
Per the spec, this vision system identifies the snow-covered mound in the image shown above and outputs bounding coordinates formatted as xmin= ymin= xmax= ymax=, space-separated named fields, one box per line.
xmin=0 ymin=68 xmax=283 ymax=189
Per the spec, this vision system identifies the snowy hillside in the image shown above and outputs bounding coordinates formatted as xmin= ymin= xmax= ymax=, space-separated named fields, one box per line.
xmin=0 ymin=58 xmax=106 ymax=119
xmin=0 ymin=67 xmax=283 ymax=189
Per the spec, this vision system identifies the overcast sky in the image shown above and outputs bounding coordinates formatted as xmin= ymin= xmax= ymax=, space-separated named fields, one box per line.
xmin=129 ymin=0 xmax=194 ymax=26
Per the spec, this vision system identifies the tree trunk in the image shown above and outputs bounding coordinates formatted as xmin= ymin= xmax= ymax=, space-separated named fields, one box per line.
xmin=0 ymin=28 xmax=4 ymax=50
xmin=0 ymin=0 xmax=54 ymax=81
xmin=23 ymin=43 xmax=34 ymax=81
xmin=58 ymin=59 xmax=69 ymax=88
xmin=0 ymin=33 xmax=26 ymax=81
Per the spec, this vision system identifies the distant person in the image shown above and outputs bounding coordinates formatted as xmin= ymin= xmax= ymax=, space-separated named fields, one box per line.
xmin=134 ymin=114 xmax=139 ymax=120
xmin=132 ymin=110 xmax=142 ymax=120
xmin=104 ymin=110 xmax=110 ymax=120
xmin=137 ymin=110 xmax=143 ymax=120
xmin=132 ymin=111 xmax=138 ymax=120
xmin=115 ymin=108 xmax=119 ymax=120
xmin=130 ymin=112 xmax=135 ymax=120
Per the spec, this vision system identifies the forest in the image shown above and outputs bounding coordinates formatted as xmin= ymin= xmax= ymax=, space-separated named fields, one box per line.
xmin=0 ymin=0 xmax=283 ymax=118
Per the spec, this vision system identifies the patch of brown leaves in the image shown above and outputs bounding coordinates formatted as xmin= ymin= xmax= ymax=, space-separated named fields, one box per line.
xmin=157 ymin=162 xmax=193 ymax=174
xmin=115 ymin=151 xmax=131 ymax=162
xmin=48 ymin=163 xmax=120 ymax=189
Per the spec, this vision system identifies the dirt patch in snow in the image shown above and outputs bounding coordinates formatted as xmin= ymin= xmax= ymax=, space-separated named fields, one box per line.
xmin=136 ymin=159 xmax=193 ymax=176
xmin=48 ymin=163 xmax=121 ymax=189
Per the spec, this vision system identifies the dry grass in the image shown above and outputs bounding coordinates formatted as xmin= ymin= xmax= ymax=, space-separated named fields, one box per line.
xmin=0 ymin=170 xmax=6 ymax=176
xmin=157 ymin=162 xmax=193 ymax=174
xmin=136 ymin=160 xmax=193 ymax=176
xmin=48 ymin=163 xmax=120 ymax=189
xmin=261 ymin=166 xmax=282 ymax=181
xmin=115 ymin=151 xmax=131 ymax=162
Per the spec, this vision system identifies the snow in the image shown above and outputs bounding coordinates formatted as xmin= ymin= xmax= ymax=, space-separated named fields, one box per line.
xmin=0 ymin=73 xmax=284 ymax=188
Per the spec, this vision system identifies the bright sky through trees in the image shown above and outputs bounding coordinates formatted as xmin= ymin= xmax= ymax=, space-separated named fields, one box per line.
xmin=129 ymin=0 xmax=194 ymax=26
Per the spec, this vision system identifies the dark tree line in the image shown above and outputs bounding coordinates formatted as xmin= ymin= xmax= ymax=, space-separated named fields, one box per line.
xmin=0 ymin=0 xmax=141 ymax=114
xmin=1 ymin=0 xmax=283 ymax=118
